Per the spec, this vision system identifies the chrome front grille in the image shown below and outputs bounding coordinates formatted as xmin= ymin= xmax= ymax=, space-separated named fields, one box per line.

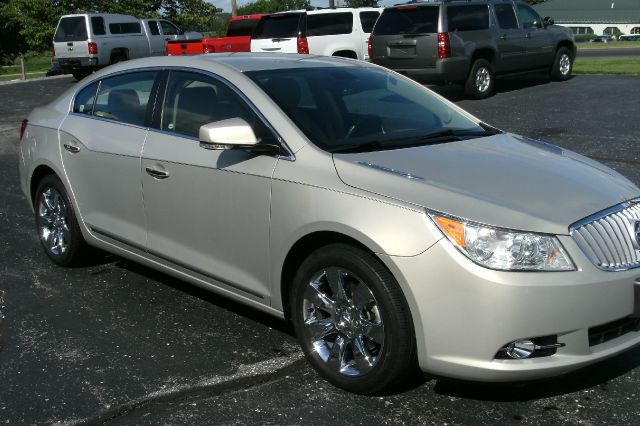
xmin=571 ymin=200 xmax=640 ymax=271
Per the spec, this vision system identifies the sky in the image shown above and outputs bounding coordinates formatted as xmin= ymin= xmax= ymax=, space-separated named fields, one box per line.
xmin=206 ymin=0 xmax=398 ymax=13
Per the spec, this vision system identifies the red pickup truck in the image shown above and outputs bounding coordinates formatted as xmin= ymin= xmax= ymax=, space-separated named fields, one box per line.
xmin=166 ymin=14 xmax=265 ymax=55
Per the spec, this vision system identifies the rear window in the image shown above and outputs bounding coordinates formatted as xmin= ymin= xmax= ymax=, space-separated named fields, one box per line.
xmin=253 ymin=14 xmax=302 ymax=39
xmin=226 ymin=19 xmax=260 ymax=37
xmin=360 ymin=11 xmax=380 ymax=33
xmin=109 ymin=22 xmax=142 ymax=34
xmin=91 ymin=17 xmax=106 ymax=36
xmin=54 ymin=17 xmax=88 ymax=42
xmin=373 ymin=7 xmax=439 ymax=36
xmin=447 ymin=5 xmax=489 ymax=31
xmin=307 ymin=13 xmax=353 ymax=36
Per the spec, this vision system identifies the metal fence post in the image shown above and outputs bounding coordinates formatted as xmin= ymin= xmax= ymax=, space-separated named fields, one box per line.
xmin=20 ymin=55 xmax=26 ymax=80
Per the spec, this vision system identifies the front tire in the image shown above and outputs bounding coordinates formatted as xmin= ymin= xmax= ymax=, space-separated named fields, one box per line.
xmin=464 ymin=58 xmax=495 ymax=99
xmin=290 ymin=244 xmax=417 ymax=394
xmin=34 ymin=175 xmax=89 ymax=266
xmin=550 ymin=47 xmax=573 ymax=81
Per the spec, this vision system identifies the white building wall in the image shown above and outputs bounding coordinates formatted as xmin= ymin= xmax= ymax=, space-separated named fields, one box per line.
xmin=557 ymin=22 xmax=640 ymax=35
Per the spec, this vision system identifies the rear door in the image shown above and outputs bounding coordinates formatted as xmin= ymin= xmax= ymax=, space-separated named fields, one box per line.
xmin=60 ymin=71 xmax=159 ymax=246
xmin=371 ymin=5 xmax=440 ymax=69
xmin=492 ymin=2 xmax=526 ymax=72
xmin=53 ymin=16 xmax=90 ymax=59
xmin=250 ymin=13 xmax=303 ymax=53
xmin=145 ymin=20 xmax=166 ymax=55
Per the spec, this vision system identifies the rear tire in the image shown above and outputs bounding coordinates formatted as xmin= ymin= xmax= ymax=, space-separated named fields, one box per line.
xmin=71 ymin=70 xmax=90 ymax=81
xmin=550 ymin=47 xmax=573 ymax=81
xmin=290 ymin=243 xmax=417 ymax=394
xmin=464 ymin=58 xmax=495 ymax=99
xmin=110 ymin=55 xmax=126 ymax=65
xmin=34 ymin=175 xmax=90 ymax=267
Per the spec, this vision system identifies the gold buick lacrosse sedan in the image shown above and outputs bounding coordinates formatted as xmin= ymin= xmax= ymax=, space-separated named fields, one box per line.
xmin=19 ymin=53 xmax=640 ymax=394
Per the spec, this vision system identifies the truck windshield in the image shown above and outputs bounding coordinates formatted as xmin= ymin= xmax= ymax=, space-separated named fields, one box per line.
xmin=253 ymin=14 xmax=302 ymax=39
xmin=227 ymin=19 xmax=260 ymax=37
xmin=54 ymin=17 xmax=88 ymax=42
xmin=246 ymin=66 xmax=490 ymax=153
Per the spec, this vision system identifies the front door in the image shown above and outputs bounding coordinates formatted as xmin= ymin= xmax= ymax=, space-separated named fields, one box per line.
xmin=516 ymin=3 xmax=555 ymax=68
xmin=141 ymin=70 xmax=279 ymax=300
xmin=60 ymin=71 xmax=158 ymax=246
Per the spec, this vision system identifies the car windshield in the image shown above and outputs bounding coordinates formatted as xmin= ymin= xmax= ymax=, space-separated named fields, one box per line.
xmin=245 ymin=66 xmax=492 ymax=153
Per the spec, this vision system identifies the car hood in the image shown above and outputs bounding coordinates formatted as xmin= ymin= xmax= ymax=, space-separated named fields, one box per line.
xmin=332 ymin=133 xmax=640 ymax=235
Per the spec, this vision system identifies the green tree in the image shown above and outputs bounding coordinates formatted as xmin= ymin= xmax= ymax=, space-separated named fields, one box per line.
xmin=237 ymin=0 xmax=310 ymax=15
xmin=347 ymin=0 xmax=378 ymax=7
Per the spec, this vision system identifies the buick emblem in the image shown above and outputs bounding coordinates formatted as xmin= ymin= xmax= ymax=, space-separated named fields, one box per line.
xmin=628 ymin=219 xmax=640 ymax=250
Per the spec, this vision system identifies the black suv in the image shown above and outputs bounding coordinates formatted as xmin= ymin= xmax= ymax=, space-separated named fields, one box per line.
xmin=369 ymin=0 xmax=576 ymax=98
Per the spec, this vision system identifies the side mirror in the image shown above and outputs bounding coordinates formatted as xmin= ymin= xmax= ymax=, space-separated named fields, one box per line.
xmin=543 ymin=16 xmax=554 ymax=27
xmin=531 ymin=20 xmax=543 ymax=29
xmin=199 ymin=117 xmax=259 ymax=149
xmin=198 ymin=118 xmax=283 ymax=155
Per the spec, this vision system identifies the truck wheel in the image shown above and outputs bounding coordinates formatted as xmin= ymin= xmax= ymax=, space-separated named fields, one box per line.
xmin=550 ymin=47 xmax=572 ymax=81
xmin=110 ymin=55 xmax=126 ymax=65
xmin=464 ymin=58 xmax=495 ymax=99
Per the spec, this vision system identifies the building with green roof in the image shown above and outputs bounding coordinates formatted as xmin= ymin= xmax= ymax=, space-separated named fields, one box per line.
xmin=533 ymin=0 xmax=640 ymax=36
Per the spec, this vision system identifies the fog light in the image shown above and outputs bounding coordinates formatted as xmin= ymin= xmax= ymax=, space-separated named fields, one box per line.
xmin=506 ymin=339 xmax=536 ymax=359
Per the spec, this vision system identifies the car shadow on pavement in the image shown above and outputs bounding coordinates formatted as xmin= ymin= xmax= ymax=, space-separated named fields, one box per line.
xmin=430 ymin=73 xmax=567 ymax=102
xmin=110 ymin=257 xmax=296 ymax=337
xmin=431 ymin=344 xmax=640 ymax=401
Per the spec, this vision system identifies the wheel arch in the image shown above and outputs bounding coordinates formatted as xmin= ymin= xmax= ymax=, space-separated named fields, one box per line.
xmin=110 ymin=48 xmax=130 ymax=62
xmin=279 ymin=230 xmax=385 ymax=320
xmin=555 ymin=40 xmax=576 ymax=59
xmin=470 ymin=47 xmax=497 ymax=66
xmin=332 ymin=50 xmax=358 ymax=59
xmin=30 ymin=164 xmax=58 ymax=205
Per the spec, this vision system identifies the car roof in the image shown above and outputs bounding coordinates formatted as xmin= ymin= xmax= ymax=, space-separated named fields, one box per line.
xmin=89 ymin=53 xmax=374 ymax=79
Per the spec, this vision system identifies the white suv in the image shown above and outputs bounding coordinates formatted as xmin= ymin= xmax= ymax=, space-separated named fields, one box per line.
xmin=250 ymin=8 xmax=381 ymax=61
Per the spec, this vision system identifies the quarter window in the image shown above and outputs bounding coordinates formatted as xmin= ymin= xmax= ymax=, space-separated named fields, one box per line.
xmin=109 ymin=22 xmax=142 ymax=34
xmin=516 ymin=4 xmax=542 ymax=29
xmin=307 ymin=13 xmax=353 ymax=36
xmin=93 ymin=72 xmax=158 ymax=126
xmin=493 ymin=4 xmax=518 ymax=30
xmin=73 ymin=81 xmax=100 ymax=115
xmin=359 ymin=11 xmax=380 ymax=34
xmin=161 ymin=71 xmax=260 ymax=139
xmin=91 ymin=17 xmax=106 ymax=36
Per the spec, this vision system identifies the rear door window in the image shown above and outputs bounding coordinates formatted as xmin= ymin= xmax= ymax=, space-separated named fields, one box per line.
xmin=373 ymin=7 xmax=439 ymax=36
xmin=226 ymin=19 xmax=260 ymax=37
xmin=253 ymin=14 xmax=303 ymax=39
xmin=494 ymin=4 xmax=518 ymax=30
xmin=54 ymin=17 xmax=88 ymax=42
xmin=148 ymin=20 xmax=160 ymax=35
xmin=91 ymin=17 xmax=106 ymax=36
xmin=359 ymin=11 xmax=380 ymax=34
xmin=93 ymin=72 xmax=158 ymax=127
xmin=447 ymin=5 xmax=489 ymax=31
xmin=307 ymin=13 xmax=353 ymax=36
xmin=73 ymin=81 xmax=100 ymax=115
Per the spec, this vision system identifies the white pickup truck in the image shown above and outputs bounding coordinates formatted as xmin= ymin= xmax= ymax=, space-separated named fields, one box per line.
xmin=53 ymin=13 xmax=200 ymax=80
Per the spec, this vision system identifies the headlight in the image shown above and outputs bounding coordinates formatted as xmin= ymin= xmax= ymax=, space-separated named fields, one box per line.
xmin=429 ymin=213 xmax=575 ymax=271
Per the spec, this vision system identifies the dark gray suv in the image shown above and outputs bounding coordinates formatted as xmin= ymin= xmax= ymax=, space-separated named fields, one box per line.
xmin=369 ymin=0 xmax=576 ymax=98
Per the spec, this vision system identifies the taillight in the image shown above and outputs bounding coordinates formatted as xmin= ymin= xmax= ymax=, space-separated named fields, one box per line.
xmin=88 ymin=42 xmax=98 ymax=55
xmin=297 ymin=36 xmax=309 ymax=54
xmin=437 ymin=32 xmax=450 ymax=59
xmin=367 ymin=36 xmax=373 ymax=59
xmin=19 ymin=119 xmax=28 ymax=141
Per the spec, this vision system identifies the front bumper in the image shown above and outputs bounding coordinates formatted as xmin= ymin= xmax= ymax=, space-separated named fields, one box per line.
xmin=384 ymin=235 xmax=640 ymax=382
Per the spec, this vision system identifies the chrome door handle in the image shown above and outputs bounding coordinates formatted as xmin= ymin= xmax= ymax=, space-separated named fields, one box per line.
xmin=525 ymin=33 xmax=532 ymax=39
xmin=500 ymin=34 xmax=507 ymax=40
xmin=63 ymin=143 xmax=80 ymax=153
xmin=145 ymin=167 xmax=170 ymax=179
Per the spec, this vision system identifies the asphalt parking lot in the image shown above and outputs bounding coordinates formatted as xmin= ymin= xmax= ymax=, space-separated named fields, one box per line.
xmin=1 ymin=73 xmax=640 ymax=425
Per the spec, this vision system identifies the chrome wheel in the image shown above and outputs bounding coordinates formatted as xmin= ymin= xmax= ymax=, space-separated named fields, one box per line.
xmin=37 ymin=187 xmax=70 ymax=256
xmin=475 ymin=67 xmax=491 ymax=93
xmin=302 ymin=267 xmax=384 ymax=377
xmin=559 ymin=53 xmax=571 ymax=76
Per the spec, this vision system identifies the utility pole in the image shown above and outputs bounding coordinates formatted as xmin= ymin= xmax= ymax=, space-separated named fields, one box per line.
xmin=329 ymin=0 xmax=335 ymax=7
xmin=231 ymin=0 xmax=237 ymax=17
